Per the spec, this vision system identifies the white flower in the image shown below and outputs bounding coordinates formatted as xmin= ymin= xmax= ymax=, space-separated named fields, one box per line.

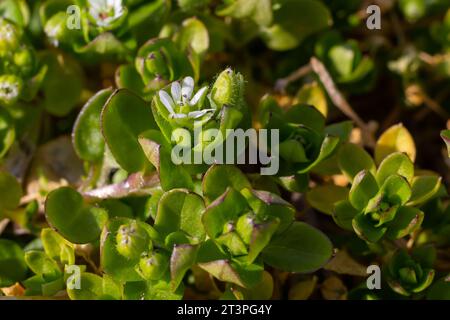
xmin=88 ymin=0 xmax=126 ymax=28
xmin=158 ymin=76 xmax=213 ymax=120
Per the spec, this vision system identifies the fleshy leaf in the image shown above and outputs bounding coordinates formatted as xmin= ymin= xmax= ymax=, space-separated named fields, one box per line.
xmin=376 ymin=152 xmax=414 ymax=185
xmin=73 ymin=88 xmax=112 ymax=162
xmin=338 ymin=143 xmax=376 ymax=180
xmin=45 ymin=187 xmax=108 ymax=244
xmin=101 ymin=89 xmax=157 ymax=173
xmin=262 ymin=222 xmax=333 ymax=273
xmin=375 ymin=124 xmax=416 ymax=164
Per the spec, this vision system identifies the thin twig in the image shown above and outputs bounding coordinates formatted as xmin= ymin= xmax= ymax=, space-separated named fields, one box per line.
xmin=275 ymin=64 xmax=313 ymax=93
xmin=310 ymin=57 xmax=376 ymax=147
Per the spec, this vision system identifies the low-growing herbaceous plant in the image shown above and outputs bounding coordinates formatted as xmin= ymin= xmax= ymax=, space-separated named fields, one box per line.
xmin=0 ymin=0 xmax=450 ymax=301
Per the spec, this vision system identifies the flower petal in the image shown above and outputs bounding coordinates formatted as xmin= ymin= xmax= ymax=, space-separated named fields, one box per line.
xmin=189 ymin=86 xmax=208 ymax=106
xmin=171 ymin=81 xmax=182 ymax=103
xmin=188 ymin=109 xmax=214 ymax=119
xmin=181 ymin=76 xmax=194 ymax=101
xmin=159 ymin=90 xmax=175 ymax=114
xmin=171 ymin=113 xmax=188 ymax=119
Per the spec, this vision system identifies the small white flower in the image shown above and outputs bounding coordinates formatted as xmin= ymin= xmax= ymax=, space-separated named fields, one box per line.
xmin=88 ymin=0 xmax=126 ymax=28
xmin=158 ymin=76 xmax=213 ymax=120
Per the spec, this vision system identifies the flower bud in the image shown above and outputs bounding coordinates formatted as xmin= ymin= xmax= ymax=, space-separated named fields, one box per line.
xmin=142 ymin=50 xmax=171 ymax=82
xmin=13 ymin=47 xmax=36 ymax=77
xmin=0 ymin=19 xmax=22 ymax=56
xmin=44 ymin=12 xmax=72 ymax=47
xmin=138 ymin=250 xmax=169 ymax=280
xmin=115 ymin=221 xmax=150 ymax=260
xmin=210 ymin=68 xmax=244 ymax=110
xmin=0 ymin=74 xmax=23 ymax=106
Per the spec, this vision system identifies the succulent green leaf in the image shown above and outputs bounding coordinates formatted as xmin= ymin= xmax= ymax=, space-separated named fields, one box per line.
xmin=170 ymin=244 xmax=199 ymax=290
xmin=24 ymin=251 xmax=62 ymax=280
xmin=0 ymin=239 xmax=28 ymax=287
xmin=407 ymin=175 xmax=442 ymax=206
xmin=352 ymin=213 xmax=387 ymax=243
xmin=375 ymin=123 xmax=416 ymax=165
xmin=155 ymin=189 xmax=205 ymax=241
xmin=45 ymin=187 xmax=108 ymax=244
xmin=262 ymin=222 xmax=333 ymax=273
xmin=376 ymin=152 xmax=414 ymax=185
xmin=0 ymin=170 xmax=22 ymax=213
xmin=440 ymin=130 xmax=450 ymax=158
xmin=386 ymin=206 xmax=424 ymax=240
xmin=306 ymin=185 xmax=348 ymax=215
xmin=333 ymin=200 xmax=360 ymax=231
xmin=379 ymin=174 xmax=412 ymax=206
xmin=349 ymin=170 xmax=378 ymax=211
xmin=73 ymin=88 xmax=112 ymax=162
xmin=338 ymin=143 xmax=376 ymax=180
xmin=202 ymin=165 xmax=251 ymax=201
xmin=202 ymin=188 xmax=248 ymax=238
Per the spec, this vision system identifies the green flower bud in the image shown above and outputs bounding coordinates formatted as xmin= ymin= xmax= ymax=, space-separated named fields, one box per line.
xmin=44 ymin=12 xmax=72 ymax=47
xmin=138 ymin=250 xmax=169 ymax=280
xmin=143 ymin=50 xmax=170 ymax=82
xmin=13 ymin=47 xmax=36 ymax=77
xmin=115 ymin=221 xmax=150 ymax=260
xmin=210 ymin=68 xmax=244 ymax=110
xmin=0 ymin=74 xmax=23 ymax=106
xmin=0 ymin=19 xmax=22 ymax=56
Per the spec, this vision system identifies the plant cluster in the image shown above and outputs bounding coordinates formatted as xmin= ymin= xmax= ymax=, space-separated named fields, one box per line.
xmin=0 ymin=0 xmax=450 ymax=300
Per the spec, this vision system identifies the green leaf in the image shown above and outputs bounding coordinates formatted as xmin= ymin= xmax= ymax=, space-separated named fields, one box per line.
xmin=101 ymin=89 xmax=157 ymax=173
xmin=296 ymin=82 xmax=328 ymax=117
xmin=349 ymin=170 xmax=378 ymax=211
xmin=262 ymin=222 xmax=333 ymax=273
xmin=155 ymin=189 xmax=205 ymax=241
xmin=202 ymin=165 xmax=251 ymax=201
xmin=0 ymin=239 xmax=28 ymax=287
xmin=386 ymin=206 xmax=424 ymax=240
xmin=177 ymin=17 xmax=209 ymax=55
xmin=407 ymin=176 xmax=442 ymax=206
xmin=427 ymin=275 xmax=450 ymax=300
xmin=0 ymin=170 xmax=22 ymax=213
xmin=67 ymin=273 xmax=104 ymax=300
xmin=297 ymin=135 xmax=340 ymax=173
xmin=202 ymin=188 xmax=248 ymax=238
xmin=139 ymin=130 xmax=193 ymax=191
xmin=261 ymin=0 xmax=332 ymax=51
xmin=41 ymin=228 xmax=75 ymax=265
xmin=115 ymin=64 xmax=145 ymax=94
xmin=379 ymin=174 xmax=412 ymax=206
xmin=230 ymin=271 xmax=274 ymax=300
xmin=45 ymin=187 xmax=108 ymax=244
xmin=242 ymin=189 xmax=294 ymax=233
xmin=73 ymin=88 xmax=112 ymax=162
xmin=440 ymin=130 xmax=450 ymax=158
xmin=198 ymin=259 xmax=263 ymax=288
xmin=352 ymin=213 xmax=387 ymax=243
xmin=40 ymin=52 xmax=83 ymax=117
xmin=333 ymin=200 xmax=359 ymax=231
xmin=338 ymin=143 xmax=376 ymax=180
xmin=376 ymin=152 xmax=414 ymax=185
xmin=0 ymin=108 xmax=15 ymax=158
xmin=375 ymin=124 xmax=416 ymax=165
xmin=247 ymin=218 xmax=280 ymax=264
xmin=170 ymin=244 xmax=199 ymax=290
xmin=285 ymin=104 xmax=325 ymax=132
xmin=24 ymin=251 xmax=62 ymax=280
